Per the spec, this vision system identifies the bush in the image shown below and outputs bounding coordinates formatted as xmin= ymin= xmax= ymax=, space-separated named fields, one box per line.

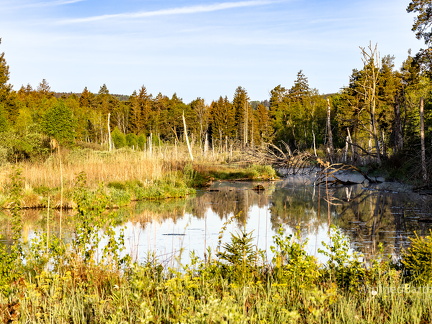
xmin=0 ymin=131 xmax=50 ymax=163
xmin=318 ymin=226 xmax=365 ymax=290
xmin=126 ymin=133 xmax=137 ymax=149
xmin=401 ymin=231 xmax=432 ymax=284
xmin=271 ymin=227 xmax=320 ymax=289
xmin=246 ymin=164 xmax=277 ymax=180
xmin=111 ymin=127 xmax=126 ymax=149
xmin=137 ymin=134 xmax=146 ymax=150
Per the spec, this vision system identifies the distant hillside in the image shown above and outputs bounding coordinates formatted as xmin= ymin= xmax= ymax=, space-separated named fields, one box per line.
xmin=54 ymin=92 xmax=130 ymax=101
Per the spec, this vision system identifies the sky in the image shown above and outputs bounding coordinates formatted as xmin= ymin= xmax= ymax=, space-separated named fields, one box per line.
xmin=0 ymin=0 xmax=425 ymax=103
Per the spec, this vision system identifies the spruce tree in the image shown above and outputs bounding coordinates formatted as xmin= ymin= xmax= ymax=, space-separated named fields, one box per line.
xmin=0 ymin=45 xmax=18 ymax=123
xmin=232 ymin=86 xmax=252 ymax=146
xmin=129 ymin=86 xmax=152 ymax=135
xmin=210 ymin=96 xmax=235 ymax=148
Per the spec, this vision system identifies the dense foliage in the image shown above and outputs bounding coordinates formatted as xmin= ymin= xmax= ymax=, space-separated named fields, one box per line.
xmin=1 ymin=20 xmax=432 ymax=180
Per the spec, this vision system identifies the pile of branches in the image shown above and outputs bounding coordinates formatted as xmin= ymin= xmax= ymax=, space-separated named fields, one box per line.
xmin=244 ymin=142 xmax=318 ymax=175
xmin=244 ymin=143 xmax=381 ymax=185
xmin=314 ymin=158 xmax=381 ymax=186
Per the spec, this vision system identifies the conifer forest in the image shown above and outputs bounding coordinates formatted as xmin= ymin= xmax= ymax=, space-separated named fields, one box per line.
xmin=2 ymin=1 xmax=432 ymax=323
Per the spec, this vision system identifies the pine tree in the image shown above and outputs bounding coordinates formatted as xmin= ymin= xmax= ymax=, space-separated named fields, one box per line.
xmin=288 ymin=70 xmax=311 ymax=101
xmin=152 ymin=93 xmax=168 ymax=138
xmin=232 ymin=86 xmax=252 ymax=146
xmin=128 ymin=86 xmax=152 ymax=135
xmin=37 ymin=79 xmax=53 ymax=98
xmin=255 ymin=103 xmax=273 ymax=145
xmin=190 ymin=97 xmax=209 ymax=147
xmin=407 ymin=0 xmax=432 ymax=46
xmin=0 ymin=52 xmax=11 ymax=102
xmin=377 ymin=55 xmax=402 ymax=155
xmin=210 ymin=96 xmax=235 ymax=148
xmin=79 ymin=87 xmax=95 ymax=108
xmin=0 ymin=48 xmax=18 ymax=123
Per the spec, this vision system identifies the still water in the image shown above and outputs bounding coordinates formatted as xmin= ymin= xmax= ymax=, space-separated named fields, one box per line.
xmin=118 ymin=175 xmax=432 ymax=266
xmin=6 ymin=175 xmax=432 ymax=266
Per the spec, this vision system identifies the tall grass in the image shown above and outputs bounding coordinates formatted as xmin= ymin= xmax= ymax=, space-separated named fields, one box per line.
xmin=0 ymin=146 xmax=276 ymax=208
xmin=7 ymin=147 xmax=432 ymax=322
xmin=1 ymin=170 xmax=432 ymax=323
xmin=3 ymin=226 xmax=432 ymax=323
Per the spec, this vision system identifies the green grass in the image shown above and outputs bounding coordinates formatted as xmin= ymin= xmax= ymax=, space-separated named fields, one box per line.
xmin=2 ymin=225 xmax=432 ymax=323
xmin=2 ymin=169 xmax=432 ymax=323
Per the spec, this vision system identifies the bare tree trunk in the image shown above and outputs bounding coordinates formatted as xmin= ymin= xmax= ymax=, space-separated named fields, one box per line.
xmin=347 ymin=128 xmax=354 ymax=163
xmin=360 ymin=43 xmax=381 ymax=164
xmin=312 ymin=131 xmax=317 ymax=157
xmin=370 ymin=82 xmax=381 ymax=164
xmin=243 ymin=101 xmax=248 ymax=147
xmin=204 ymin=132 xmax=209 ymax=157
xmin=148 ymin=133 xmax=153 ymax=157
xmin=393 ymin=96 xmax=403 ymax=153
xmin=107 ymin=112 xmax=112 ymax=151
xmin=326 ymin=98 xmax=334 ymax=162
xmin=420 ymin=97 xmax=427 ymax=182
xmin=343 ymin=136 xmax=349 ymax=163
xmin=183 ymin=111 xmax=194 ymax=161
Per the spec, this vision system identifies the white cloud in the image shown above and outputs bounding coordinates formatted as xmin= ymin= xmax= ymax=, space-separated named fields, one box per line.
xmin=4 ymin=0 xmax=84 ymax=9
xmin=58 ymin=0 xmax=280 ymax=24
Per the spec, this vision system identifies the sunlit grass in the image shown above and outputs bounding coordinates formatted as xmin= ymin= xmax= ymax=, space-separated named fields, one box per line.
xmin=0 ymin=146 xmax=277 ymax=208
xmin=1 ymin=170 xmax=432 ymax=323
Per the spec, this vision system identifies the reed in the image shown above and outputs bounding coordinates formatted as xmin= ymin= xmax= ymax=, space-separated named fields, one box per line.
xmin=2 ymin=180 xmax=432 ymax=324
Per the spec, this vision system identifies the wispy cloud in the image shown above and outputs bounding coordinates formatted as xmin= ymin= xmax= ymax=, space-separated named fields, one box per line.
xmin=5 ymin=0 xmax=85 ymax=9
xmin=59 ymin=0 xmax=279 ymax=24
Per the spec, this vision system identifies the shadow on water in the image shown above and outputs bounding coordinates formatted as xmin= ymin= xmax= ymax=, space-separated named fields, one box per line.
xmin=1 ymin=176 xmax=432 ymax=264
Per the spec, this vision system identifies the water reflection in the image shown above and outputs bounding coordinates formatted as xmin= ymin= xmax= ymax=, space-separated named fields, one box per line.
xmin=2 ymin=176 xmax=432 ymax=265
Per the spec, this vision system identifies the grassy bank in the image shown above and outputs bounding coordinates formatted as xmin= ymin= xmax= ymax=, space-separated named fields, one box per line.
xmin=1 ymin=169 xmax=432 ymax=323
xmin=0 ymin=147 xmax=277 ymax=209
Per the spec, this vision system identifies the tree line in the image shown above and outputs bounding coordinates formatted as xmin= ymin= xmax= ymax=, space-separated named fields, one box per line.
xmin=0 ymin=0 xmax=431 ymax=179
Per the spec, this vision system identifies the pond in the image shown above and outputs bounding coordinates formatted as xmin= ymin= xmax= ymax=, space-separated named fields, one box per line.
xmin=3 ymin=174 xmax=432 ymax=267
xmin=118 ymin=175 xmax=432 ymax=266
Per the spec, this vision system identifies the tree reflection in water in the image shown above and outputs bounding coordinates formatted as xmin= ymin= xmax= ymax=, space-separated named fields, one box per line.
xmin=2 ymin=177 xmax=432 ymax=264
xmin=125 ymin=177 xmax=432 ymax=263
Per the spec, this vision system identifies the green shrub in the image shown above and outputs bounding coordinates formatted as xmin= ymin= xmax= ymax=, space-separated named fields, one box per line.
xmin=401 ymin=231 xmax=432 ymax=284
xmin=126 ymin=133 xmax=137 ymax=149
xmin=41 ymin=100 xmax=76 ymax=145
xmin=271 ymin=227 xmax=320 ymax=289
xmin=319 ymin=226 xmax=365 ymax=290
xmin=107 ymin=181 xmax=126 ymax=190
xmin=217 ymin=229 xmax=261 ymax=284
xmin=137 ymin=134 xmax=146 ymax=150
xmin=111 ymin=127 xmax=127 ymax=149
xmin=246 ymin=164 xmax=277 ymax=180
xmin=0 ymin=131 xmax=50 ymax=162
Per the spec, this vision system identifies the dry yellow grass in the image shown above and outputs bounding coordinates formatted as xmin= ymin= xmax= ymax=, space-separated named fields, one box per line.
xmin=0 ymin=145 xmax=231 ymax=191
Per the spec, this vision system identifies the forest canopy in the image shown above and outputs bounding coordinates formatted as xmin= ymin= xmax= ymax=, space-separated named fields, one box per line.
xmin=0 ymin=2 xmax=431 ymax=182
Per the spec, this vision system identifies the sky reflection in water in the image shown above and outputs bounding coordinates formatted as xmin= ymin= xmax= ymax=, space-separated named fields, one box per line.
xmin=121 ymin=176 xmax=432 ymax=266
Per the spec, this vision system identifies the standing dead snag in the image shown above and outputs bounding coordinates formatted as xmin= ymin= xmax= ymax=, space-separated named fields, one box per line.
xmin=420 ymin=97 xmax=427 ymax=182
xmin=183 ymin=111 xmax=194 ymax=161
xmin=326 ymin=98 xmax=334 ymax=163
xmin=359 ymin=42 xmax=381 ymax=164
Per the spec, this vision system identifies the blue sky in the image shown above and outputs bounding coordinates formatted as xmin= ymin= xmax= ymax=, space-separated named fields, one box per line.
xmin=0 ymin=0 xmax=423 ymax=103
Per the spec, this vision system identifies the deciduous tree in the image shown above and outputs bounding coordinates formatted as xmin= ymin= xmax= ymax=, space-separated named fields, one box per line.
xmin=41 ymin=101 xmax=76 ymax=145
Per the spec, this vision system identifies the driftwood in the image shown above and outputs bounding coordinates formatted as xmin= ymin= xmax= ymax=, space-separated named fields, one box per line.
xmin=243 ymin=144 xmax=381 ymax=186
xmin=314 ymin=159 xmax=381 ymax=187
xmin=244 ymin=143 xmax=318 ymax=175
